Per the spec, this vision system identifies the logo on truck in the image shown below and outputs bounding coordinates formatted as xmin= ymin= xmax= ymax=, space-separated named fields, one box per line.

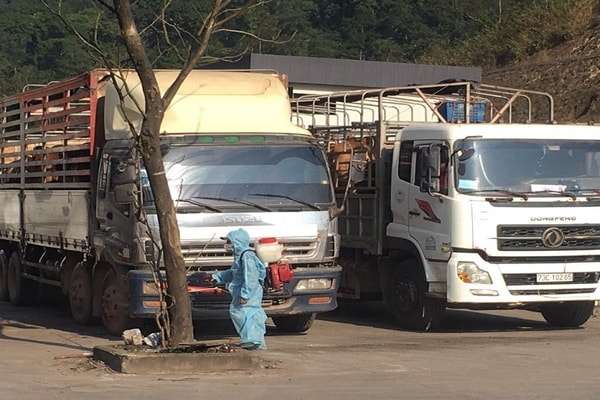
xmin=531 ymin=216 xmax=576 ymax=222
xmin=541 ymin=227 xmax=565 ymax=248
xmin=415 ymin=199 xmax=441 ymax=223
xmin=222 ymin=215 xmax=263 ymax=224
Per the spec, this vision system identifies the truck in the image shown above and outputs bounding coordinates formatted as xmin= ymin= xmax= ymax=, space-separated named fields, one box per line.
xmin=291 ymin=80 xmax=600 ymax=331
xmin=0 ymin=69 xmax=342 ymax=336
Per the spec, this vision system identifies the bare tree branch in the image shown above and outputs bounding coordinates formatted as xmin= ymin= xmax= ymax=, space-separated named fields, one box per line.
xmin=46 ymin=0 xmax=276 ymax=346
xmin=95 ymin=0 xmax=116 ymax=13
xmin=41 ymin=0 xmax=104 ymax=56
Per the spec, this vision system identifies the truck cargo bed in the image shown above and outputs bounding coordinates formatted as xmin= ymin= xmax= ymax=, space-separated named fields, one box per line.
xmin=0 ymin=189 xmax=90 ymax=251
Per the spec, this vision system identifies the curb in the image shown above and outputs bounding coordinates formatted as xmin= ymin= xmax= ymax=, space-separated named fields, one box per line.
xmin=93 ymin=344 xmax=267 ymax=374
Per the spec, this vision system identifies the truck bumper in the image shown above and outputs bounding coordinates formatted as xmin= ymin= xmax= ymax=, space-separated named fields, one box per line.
xmin=446 ymin=252 xmax=600 ymax=304
xmin=128 ymin=265 xmax=342 ymax=319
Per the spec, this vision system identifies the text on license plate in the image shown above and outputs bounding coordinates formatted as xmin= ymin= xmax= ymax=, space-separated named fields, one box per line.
xmin=536 ymin=273 xmax=574 ymax=283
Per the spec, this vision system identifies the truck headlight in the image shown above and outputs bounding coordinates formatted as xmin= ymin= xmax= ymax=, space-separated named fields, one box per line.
xmin=457 ymin=262 xmax=492 ymax=284
xmin=296 ymin=278 xmax=333 ymax=290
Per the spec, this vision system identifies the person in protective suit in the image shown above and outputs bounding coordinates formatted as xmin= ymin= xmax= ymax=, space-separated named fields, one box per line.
xmin=211 ymin=228 xmax=267 ymax=350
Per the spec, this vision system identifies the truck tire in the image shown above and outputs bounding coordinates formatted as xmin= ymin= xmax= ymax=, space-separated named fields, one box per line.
xmin=69 ymin=263 xmax=94 ymax=325
xmin=382 ymin=258 xmax=446 ymax=332
xmin=540 ymin=301 xmax=595 ymax=327
xmin=101 ymin=269 xmax=133 ymax=336
xmin=7 ymin=252 xmax=36 ymax=306
xmin=272 ymin=313 xmax=316 ymax=333
xmin=0 ymin=251 xmax=8 ymax=302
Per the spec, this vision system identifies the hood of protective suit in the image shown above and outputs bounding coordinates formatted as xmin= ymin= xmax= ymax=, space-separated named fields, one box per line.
xmin=224 ymin=228 xmax=252 ymax=258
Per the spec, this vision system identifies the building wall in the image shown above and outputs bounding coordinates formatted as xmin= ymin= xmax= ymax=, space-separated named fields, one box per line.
xmin=207 ymin=53 xmax=482 ymax=95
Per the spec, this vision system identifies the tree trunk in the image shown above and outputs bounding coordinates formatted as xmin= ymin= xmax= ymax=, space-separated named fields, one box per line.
xmin=113 ymin=0 xmax=195 ymax=346
xmin=140 ymin=114 xmax=194 ymax=346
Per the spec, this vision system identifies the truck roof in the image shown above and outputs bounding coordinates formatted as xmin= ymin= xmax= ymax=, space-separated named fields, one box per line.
xmin=104 ymin=69 xmax=311 ymax=139
xmin=399 ymin=123 xmax=600 ymax=141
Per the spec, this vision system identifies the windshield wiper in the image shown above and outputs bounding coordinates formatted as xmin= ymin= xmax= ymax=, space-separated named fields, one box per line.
xmin=462 ymin=189 xmax=529 ymax=200
xmin=175 ymin=199 xmax=222 ymax=213
xmin=526 ymin=190 xmax=578 ymax=200
xmin=192 ymin=196 xmax=271 ymax=212
xmin=248 ymin=193 xmax=321 ymax=210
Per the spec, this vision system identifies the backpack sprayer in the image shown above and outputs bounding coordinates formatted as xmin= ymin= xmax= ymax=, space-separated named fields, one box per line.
xmin=254 ymin=237 xmax=294 ymax=293
xmin=194 ymin=237 xmax=294 ymax=294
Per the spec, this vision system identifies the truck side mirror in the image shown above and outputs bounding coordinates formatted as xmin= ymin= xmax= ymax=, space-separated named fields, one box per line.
xmin=425 ymin=147 xmax=441 ymax=176
xmin=418 ymin=146 xmax=441 ymax=194
xmin=457 ymin=148 xmax=475 ymax=161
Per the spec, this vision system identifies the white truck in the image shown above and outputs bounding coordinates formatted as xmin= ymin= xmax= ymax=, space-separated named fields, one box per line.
xmin=292 ymin=80 xmax=600 ymax=330
xmin=0 ymin=69 xmax=341 ymax=336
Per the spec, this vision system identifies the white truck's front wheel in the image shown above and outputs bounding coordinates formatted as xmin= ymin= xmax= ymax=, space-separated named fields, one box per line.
xmin=381 ymin=258 xmax=446 ymax=332
xmin=539 ymin=301 xmax=595 ymax=327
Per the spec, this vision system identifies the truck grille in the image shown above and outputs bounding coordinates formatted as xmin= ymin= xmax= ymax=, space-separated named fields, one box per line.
xmin=497 ymin=224 xmax=600 ymax=251
xmin=190 ymin=297 xmax=231 ymax=309
xmin=503 ymin=272 xmax=599 ymax=285
xmin=181 ymin=240 xmax=318 ymax=265
xmin=190 ymin=295 xmax=285 ymax=309
xmin=503 ymin=272 xmax=599 ymax=296
xmin=509 ymin=288 xmax=596 ymax=295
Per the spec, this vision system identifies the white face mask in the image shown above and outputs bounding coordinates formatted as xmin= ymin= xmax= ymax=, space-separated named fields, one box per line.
xmin=224 ymin=243 xmax=233 ymax=253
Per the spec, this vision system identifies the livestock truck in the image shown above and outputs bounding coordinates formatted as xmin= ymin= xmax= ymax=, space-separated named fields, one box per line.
xmin=0 ymin=69 xmax=342 ymax=336
xmin=292 ymin=80 xmax=600 ymax=330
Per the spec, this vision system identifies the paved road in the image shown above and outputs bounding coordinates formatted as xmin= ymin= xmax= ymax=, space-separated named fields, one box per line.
xmin=1 ymin=299 xmax=599 ymax=400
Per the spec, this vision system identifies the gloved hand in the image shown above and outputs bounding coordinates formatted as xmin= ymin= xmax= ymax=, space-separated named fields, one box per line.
xmin=203 ymin=274 xmax=216 ymax=285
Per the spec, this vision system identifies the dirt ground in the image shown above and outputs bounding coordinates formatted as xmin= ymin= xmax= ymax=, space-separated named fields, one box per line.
xmin=2 ymin=299 xmax=600 ymax=400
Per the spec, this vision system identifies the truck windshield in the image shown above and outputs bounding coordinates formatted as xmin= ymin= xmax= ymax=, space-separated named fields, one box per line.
xmin=455 ymin=139 xmax=600 ymax=195
xmin=141 ymin=143 xmax=333 ymax=209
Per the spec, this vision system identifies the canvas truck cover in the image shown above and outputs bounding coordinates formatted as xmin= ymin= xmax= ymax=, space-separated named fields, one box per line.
xmin=104 ymin=69 xmax=311 ymax=140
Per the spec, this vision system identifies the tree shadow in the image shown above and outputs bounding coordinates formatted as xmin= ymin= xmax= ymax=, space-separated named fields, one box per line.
xmin=0 ymin=299 xmax=114 ymax=353
xmin=0 ymin=297 xmax=296 ymax=352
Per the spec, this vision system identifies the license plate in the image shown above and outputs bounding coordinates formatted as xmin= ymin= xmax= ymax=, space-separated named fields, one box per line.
xmin=536 ymin=273 xmax=573 ymax=283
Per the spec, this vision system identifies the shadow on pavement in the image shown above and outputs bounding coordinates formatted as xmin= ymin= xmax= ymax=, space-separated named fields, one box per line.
xmin=1 ymin=294 xmax=584 ymax=354
xmin=0 ymin=298 xmax=113 ymax=352
xmin=0 ymin=297 xmax=305 ymax=349
xmin=319 ymin=298 xmax=579 ymax=334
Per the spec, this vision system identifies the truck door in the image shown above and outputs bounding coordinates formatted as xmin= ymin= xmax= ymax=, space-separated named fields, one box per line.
xmin=95 ymin=149 xmax=139 ymax=253
xmin=407 ymin=141 xmax=451 ymax=262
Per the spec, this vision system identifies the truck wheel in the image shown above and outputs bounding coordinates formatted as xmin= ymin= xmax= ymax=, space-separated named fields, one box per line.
xmin=272 ymin=313 xmax=316 ymax=333
xmin=69 ymin=263 xmax=94 ymax=325
xmin=383 ymin=258 xmax=446 ymax=332
xmin=540 ymin=301 xmax=595 ymax=327
xmin=0 ymin=252 xmax=8 ymax=302
xmin=101 ymin=269 xmax=133 ymax=336
xmin=7 ymin=252 xmax=35 ymax=306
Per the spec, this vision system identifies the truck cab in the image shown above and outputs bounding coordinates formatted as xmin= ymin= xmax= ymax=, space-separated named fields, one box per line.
xmin=390 ymin=124 xmax=600 ymax=327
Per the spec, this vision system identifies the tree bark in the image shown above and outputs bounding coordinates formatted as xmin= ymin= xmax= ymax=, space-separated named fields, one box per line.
xmin=113 ymin=0 xmax=194 ymax=345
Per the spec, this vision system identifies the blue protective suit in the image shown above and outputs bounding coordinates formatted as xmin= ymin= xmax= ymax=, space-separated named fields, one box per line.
xmin=212 ymin=228 xmax=267 ymax=350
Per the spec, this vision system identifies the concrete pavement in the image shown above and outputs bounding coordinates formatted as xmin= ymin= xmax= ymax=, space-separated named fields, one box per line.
xmin=3 ymin=299 xmax=600 ymax=400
